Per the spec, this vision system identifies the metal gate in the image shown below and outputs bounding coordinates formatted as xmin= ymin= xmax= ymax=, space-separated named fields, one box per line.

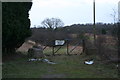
xmin=43 ymin=39 xmax=83 ymax=56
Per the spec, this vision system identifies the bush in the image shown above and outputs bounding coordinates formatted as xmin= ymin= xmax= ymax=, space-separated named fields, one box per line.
xmin=96 ymin=35 xmax=118 ymax=61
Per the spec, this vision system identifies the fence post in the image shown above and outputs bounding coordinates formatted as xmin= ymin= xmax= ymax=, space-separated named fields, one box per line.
xmin=52 ymin=46 xmax=55 ymax=56
xmin=82 ymin=39 xmax=86 ymax=53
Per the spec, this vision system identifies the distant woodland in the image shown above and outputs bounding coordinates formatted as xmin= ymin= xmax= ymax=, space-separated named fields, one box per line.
xmin=29 ymin=23 xmax=118 ymax=45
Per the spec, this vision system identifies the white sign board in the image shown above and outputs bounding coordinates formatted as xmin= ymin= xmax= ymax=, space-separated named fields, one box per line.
xmin=55 ymin=40 xmax=65 ymax=46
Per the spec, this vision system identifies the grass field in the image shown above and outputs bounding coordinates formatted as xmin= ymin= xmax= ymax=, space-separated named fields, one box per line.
xmin=43 ymin=46 xmax=82 ymax=55
xmin=2 ymin=53 xmax=119 ymax=78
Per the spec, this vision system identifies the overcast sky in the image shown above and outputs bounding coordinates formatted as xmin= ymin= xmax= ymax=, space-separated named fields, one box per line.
xmin=29 ymin=0 xmax=119 ymax=27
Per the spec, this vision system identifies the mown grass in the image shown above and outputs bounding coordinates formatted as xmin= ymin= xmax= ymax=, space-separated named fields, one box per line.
xmin=2 ymin=53 xmax=119 ymax=78
xmin=43 ymin=46 xmax=67 ymax=55
xmin=43 ymin=46 xmax=82 ymax=55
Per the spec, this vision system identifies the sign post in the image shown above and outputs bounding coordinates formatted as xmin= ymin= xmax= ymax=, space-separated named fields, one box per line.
xmin=52 ymin=46 xmax=55 ymax=56
xmin=67 ymin=41 xmax=69 ymax=55
xmin=52 ymin=40 xmax=65 ymax=56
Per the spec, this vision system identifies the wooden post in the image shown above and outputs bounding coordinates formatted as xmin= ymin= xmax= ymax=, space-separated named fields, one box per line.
xmin=93 ymin=0 xmax=96 ymax=45
xmin=66 ymin=41 xmax=69 ymax=55
xmin=52 ymin=46 xmax=55 ymax=56
xmin=82 ymin=39 xmax=86 ymax=53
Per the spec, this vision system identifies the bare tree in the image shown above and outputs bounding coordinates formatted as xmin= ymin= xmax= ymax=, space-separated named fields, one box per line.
xmin=110 ymin=8 xmax=118 ymax=24
xmin=41 ymin=18 xmax=64 ymax=29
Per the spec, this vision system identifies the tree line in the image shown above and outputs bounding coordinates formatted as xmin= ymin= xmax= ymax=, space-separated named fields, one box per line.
xmin=28 ymin=22 xmax=117 ymax=46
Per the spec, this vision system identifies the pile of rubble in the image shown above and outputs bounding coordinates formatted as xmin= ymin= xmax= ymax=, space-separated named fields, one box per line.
xmin=27 ymin=44 xmax=56 ymax=64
